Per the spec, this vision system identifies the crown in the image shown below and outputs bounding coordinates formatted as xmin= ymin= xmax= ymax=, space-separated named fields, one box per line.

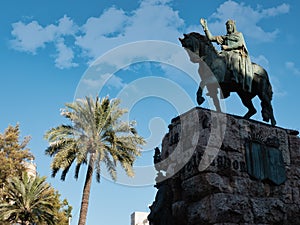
xmin=226 ymin=19 xmax=235 ymax=25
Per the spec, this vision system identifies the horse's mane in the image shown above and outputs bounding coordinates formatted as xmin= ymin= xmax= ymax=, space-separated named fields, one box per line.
xmin=188 ymin=32 xmax=219 ymax=55
xmin=189 ymin=32 xmax=206 ymax=41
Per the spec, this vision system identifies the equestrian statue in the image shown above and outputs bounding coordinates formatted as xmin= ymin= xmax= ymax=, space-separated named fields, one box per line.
xmin=179 ymin=18 xmax=276 ymax=126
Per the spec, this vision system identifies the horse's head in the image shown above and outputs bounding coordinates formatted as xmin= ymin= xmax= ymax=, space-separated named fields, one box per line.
xmin=179 ymin=32 xmax=209 ymax=57
xmin=179 ymin=32 xmax=211 ymax=64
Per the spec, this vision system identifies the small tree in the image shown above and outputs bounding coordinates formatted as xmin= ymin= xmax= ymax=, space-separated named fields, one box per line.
xmin=45 ymin=96 xmax=145 ymax=225
xmin=46 ymin=191 xmax=73 ymax=225
xmin=0 ymin=124 xmax=72 ymax=225
xmin=0 ymin=124 xmax=34 ymax=188
xmin=0 ymin=173 xmax=58 ymax=225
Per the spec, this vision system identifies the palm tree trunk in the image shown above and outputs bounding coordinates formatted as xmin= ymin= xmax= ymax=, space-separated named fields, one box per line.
xmin=78 ymin=153 xmax=95 ymax=225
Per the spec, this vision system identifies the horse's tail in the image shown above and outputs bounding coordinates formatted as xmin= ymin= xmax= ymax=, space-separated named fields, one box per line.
xmin=253 ymin=63 xmax=276 ymax=125
xmin=252 ymin=63 xmax=272 ymax=99
xmin=265 ymin=72 xmax=273 ymax=102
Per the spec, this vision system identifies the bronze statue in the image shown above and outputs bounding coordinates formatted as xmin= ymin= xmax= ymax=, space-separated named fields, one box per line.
xmin=200 ymin=18 xmax=253 ymax=93
xmin=179 ymin=18 xmax=276 ymax=126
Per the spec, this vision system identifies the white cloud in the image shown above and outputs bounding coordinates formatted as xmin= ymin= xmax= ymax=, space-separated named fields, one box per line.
xmin=75 ymin=7 xmax=129 ymax=59
xmin=260 ymin=3 xmax=290 ymax=17
xmin=10 ymin=15 xmax=78 ymax=64
xmin=80 ymin=7 xmax=128 ymax=37
xmin=10 ymin=21 xmax=56 ymax=54
xmin=82 ymin=73 xmax=125 ymax=90
xmin=75 ymin=0 xmax=184 ymax=60
xmin=10 ymin=0 xmax=184 ymax=69
xmin=56 ymin=15 xmax=79 ymax=36
xmin=108 ymin=74 xmax=126 ymax=89
xmin=127 ymin=0 xmax=184 ymax=40
xmin=207 ymin=1 xmax=289 ymax=42
xmin=9 ymin=0 xmax=289 ymax=69
xmin=285 ymin=62 xmax=300 ymax=76
xmin=54 ymin=38 xmax=78 ymax=69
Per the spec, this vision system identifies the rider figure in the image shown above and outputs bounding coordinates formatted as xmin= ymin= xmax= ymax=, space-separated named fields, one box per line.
xmin=200 ymin=18 xmax=253 ymax=92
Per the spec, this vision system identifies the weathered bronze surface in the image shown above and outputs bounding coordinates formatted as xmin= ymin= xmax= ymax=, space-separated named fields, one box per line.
xmin=179 ymin=19 xmax=276 ymax=126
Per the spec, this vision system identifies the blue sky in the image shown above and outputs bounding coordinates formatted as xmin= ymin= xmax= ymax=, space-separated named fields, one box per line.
xmin=1 ymin=0 xmax=300 ymax=224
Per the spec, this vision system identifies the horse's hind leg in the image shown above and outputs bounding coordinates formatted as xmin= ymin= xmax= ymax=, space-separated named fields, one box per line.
xmin=238 ymin=92 xmax=257 ymax=119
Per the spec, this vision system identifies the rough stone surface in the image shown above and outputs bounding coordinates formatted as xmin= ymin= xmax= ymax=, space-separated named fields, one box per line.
xmin=154 ymin=107 xmax=300 ymax=225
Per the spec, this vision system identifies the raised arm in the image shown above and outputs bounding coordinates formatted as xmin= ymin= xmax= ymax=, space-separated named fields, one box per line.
xmin=200 ymin=18 xmax=223 ymax=44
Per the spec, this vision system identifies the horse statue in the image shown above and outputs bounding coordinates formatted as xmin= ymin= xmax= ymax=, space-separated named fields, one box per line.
xmin=179 ymin=32 xmax=276 ymax=126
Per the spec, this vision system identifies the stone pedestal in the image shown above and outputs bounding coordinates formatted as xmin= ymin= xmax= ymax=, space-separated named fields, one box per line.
xmin=150 ymin=107 xmax=300 ymax=225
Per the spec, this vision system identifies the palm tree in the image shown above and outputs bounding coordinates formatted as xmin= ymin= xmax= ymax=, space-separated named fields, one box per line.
xmin=44 ymin=96 xmax=145 ymax=225
xmin=0 ymin=173 xmax=58 ymax=225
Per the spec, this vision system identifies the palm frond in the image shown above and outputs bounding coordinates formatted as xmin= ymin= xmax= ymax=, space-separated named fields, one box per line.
xmin=0 ymin=173 xmax=58 ymax=225
xmin=103 ymin=151 xmax=117 ymax=181
xmin=44 ymin=96 xmax=146 ymax=225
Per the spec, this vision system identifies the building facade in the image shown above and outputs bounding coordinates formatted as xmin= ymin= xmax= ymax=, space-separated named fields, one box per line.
xmin=131 ymin=211 xmax=149 ymax=225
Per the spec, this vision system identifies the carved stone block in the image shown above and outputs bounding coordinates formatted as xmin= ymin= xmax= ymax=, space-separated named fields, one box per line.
xmin=150 ymin=107 xmax=300 ymax=225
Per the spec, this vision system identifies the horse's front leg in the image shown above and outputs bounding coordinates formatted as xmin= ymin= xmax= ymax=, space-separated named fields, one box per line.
xmin=196 ymin=81 xmax=205 ymax=105
xmin=206 ymin=84 xmax=221 ymax=112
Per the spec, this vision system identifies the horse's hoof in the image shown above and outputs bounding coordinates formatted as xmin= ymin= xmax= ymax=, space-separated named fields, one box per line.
xmin=197 ymin=96 xmax=205 ymax=105
xmin=243 ymin=114 xmax=250 ymax=119
xmin=243 ymin=109 xmax=257 ymax=119
xmin=271 ymin=118 xmax=276 ymax=126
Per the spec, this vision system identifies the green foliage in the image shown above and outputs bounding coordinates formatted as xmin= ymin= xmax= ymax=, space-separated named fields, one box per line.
xmin=0 ymin=124 xmax=72 ymax=225
xmin=44 ymin=96 xmax=146 ymax=225
xmin=44 ymin=96 xmax=146 ymax=182
xmin=0 ymin=173 xmax=58 ymax=224
xmin=0 ymin=175 xmax=72 ymax=225
xmin=46 ymin=190 xmax=73 ymax=225
xmin=0 ymin=124 xmax=34 ymax=186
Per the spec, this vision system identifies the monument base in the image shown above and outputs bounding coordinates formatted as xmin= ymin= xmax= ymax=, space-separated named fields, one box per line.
xmin=149 ymin=107 xmax=300 ymax=225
